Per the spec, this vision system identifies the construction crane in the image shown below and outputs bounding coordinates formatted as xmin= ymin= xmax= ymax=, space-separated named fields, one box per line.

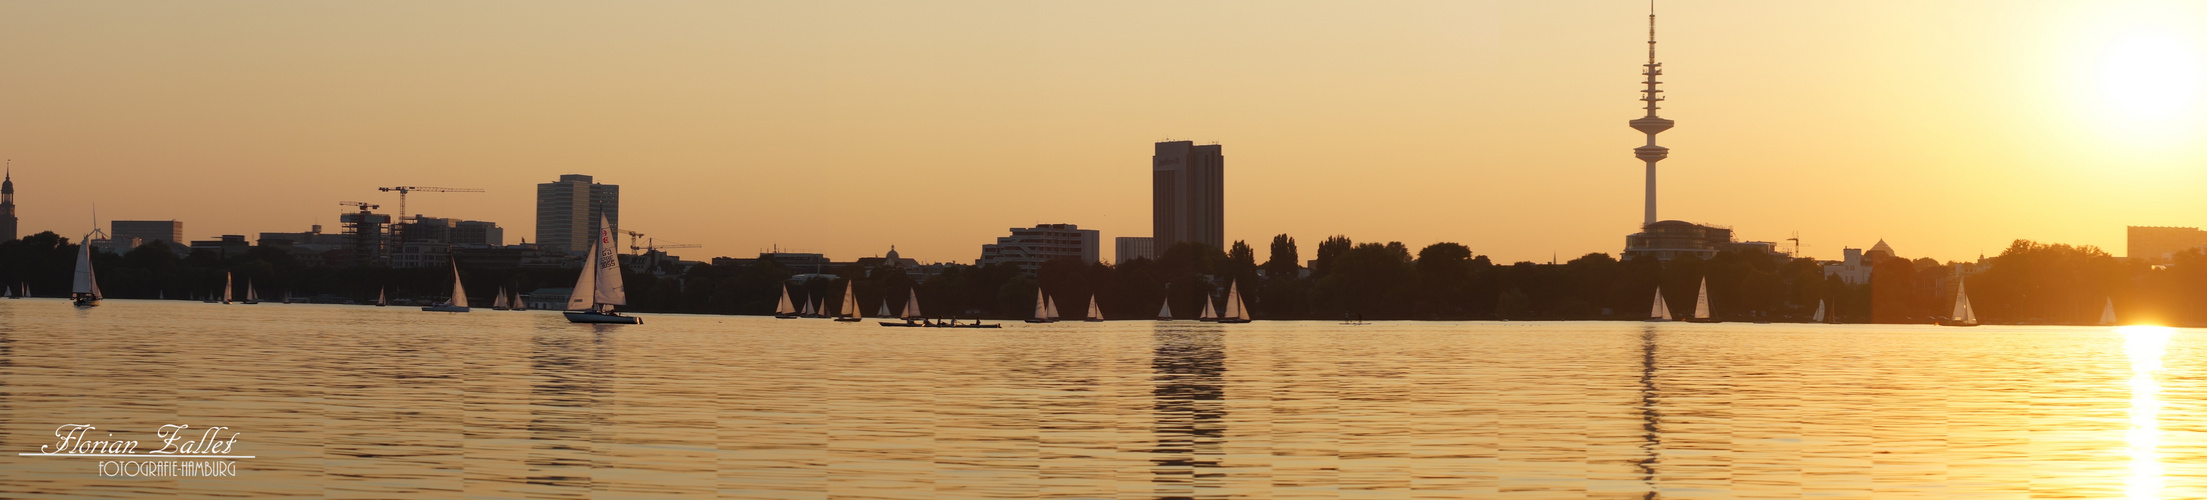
xmin=620 ymin=230 xmax=701 ymax=256
xmin=338 ymin=201 xmax=380 ymax=212
xmin=376 ymin=186 xmax=483 ymax=223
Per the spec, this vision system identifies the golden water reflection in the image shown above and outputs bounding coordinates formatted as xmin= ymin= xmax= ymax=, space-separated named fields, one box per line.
xmin=2 ymin=301 xmax=2206 ymax=498
xmin=2123 ymin=325 xmax=2173 ymax=499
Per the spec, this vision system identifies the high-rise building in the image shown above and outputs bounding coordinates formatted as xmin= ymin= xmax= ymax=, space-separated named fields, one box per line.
xmin=1153 ymin=141 xmax=1224 ymax=252
xmin=2128 ymin=226 xmax=2207 ymax=264
xmin=536 ymin=174 xmax=619 ymax=255
xmin=0 ymin=167 xmax=16 ymax=241
xmin=1115 ymin=236 xmax=1154 ymax=264
xmin=111 ymin=220 xmax=184 ymax=251
xmin=979 ymin=224 xmax=1100 ymax=273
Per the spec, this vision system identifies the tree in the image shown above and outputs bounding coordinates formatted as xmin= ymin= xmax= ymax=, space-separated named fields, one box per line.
xmin=1263 ymin=234 xmax=1300 ymax=281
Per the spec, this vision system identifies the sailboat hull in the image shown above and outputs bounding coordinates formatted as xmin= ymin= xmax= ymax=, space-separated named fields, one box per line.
xmin=73 ymin=297 xmax=99 ymax=308
xmin=422 ymin=305 xmax=470 ymax=312
xmin=1936 ymin=320 xmax=1979 ymax=327
xmin=564 ymin=311 xmax=642 ymax=324
xmin=1216 ymin=319 xmax=1250 ymax=324
xmin=1681 ymin=318 xmax=1720 ymax=324
xmin=775 ymin=314 xmax=800 ymax=319
xmin=833 ymin=317 xmax=862 ymax=322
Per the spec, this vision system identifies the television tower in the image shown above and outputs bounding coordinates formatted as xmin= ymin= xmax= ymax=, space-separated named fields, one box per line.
xmin=1628 ymin=4 xmax=1674 ymax=227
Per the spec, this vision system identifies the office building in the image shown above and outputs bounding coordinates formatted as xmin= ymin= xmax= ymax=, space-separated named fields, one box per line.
xmin=189 ymin=235 xmax=253 ymax=259
xmin=1115 ymin=236 xmax=1154 ymax=264
xmin=2128 ymin=226 xmax=2207 ymax=264
xmin=979 ymin=223 xmax=1100 ymax=273
xmin=0 ymin=168 xmax=16 ymax=241
xmin=536 ymin=174 xmax=619 ymax=255
xmin=1153 ymin=141 xmax=1223 ymax=251
xmin=403 ymin=216 xmax=505 ymax=247
xmin=111 ymin=220 xmax=185 ymax=251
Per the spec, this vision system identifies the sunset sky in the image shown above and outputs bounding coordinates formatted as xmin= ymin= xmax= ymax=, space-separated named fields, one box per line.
xmin=4 ymin=1 xmax=2205 ymax=265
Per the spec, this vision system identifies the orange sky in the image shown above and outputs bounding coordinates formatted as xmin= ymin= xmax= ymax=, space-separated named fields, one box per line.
xmin=4 ymin=1 xmax=2206 ymax=265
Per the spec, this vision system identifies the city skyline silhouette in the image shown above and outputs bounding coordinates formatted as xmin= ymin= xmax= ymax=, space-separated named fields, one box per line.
xmin=1 ymin=2 xmax=2202 ymax=265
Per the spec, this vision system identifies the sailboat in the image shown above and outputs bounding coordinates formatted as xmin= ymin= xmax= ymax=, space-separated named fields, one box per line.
xmin=801 ymin=296 xmax=818 ymax=318
xmin=1217 ymin=280 xmax=1252 ymax=323
xmin=222 ymin=273 xmax=234 ymax=304
xmin=1938 ymin=278 xmax=1978 ymax=327
xmin=375 ymin=288 xmax=388 ymax=307
xmin=3 ymin=283 xmax=10 ymax=299
xmin=1084 ymin=295 xmax=1105 ymax=322
xmin=1157 ymin=297 xmax=1174 ymax=320
xmin=833 ymin=282 xmax=862 ymax=322
xmin=1646 ymin=287 xmax=1672 ymax=322
xmin=775 ymin=285 xmax=800 ymax=319
xmin=1026 ymin=288 xmax=1057 ymax=323
xmin=2100 ymin=297 xmax=2117 ymax=326
xmin=563 ymin=214 xmax=640 ymax=324
xmin=422 ymin=261 xmax=471 ymax=312
xmin=883 ymin=289 xmax=927 ymax=327
xmin=491 ymin=286 xmax=512 ymax=310
xmin=70 ymin=233 xmax=101 ymax=308
xmin=877 ymin=299 xmax=892 ymax=318
xmin=1197 ymin=294 xmax=1219 ymax=322
xmin=1681 ymin=277 xmax=1718 ymax=323
xmin=1810 ymin=300 xmax=1827 ymax=323
xmin=511 ymin=289 xmax=526 ymax=311
xmin=241 ymin=280 xmax=260 ymax=305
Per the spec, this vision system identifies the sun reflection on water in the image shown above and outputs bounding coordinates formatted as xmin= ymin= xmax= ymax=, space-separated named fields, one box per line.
xmin=2120 ymin=325 xmax=2173 ymax=499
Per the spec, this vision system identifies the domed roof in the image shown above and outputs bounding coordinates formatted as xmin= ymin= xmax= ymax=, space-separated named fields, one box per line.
xmin=885 ymin=245 xmax=900 ymax=260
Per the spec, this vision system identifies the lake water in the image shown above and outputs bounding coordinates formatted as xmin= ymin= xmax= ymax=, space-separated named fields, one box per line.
xmin=1 ymin=298 xmax=2203 ymax=499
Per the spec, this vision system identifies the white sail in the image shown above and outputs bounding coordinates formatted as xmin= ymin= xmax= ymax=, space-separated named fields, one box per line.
xmin=776 ymin=286 xmax=796 ymax=315
xmin=2100 ymin=297 xmax=2117 ymax=326
xmin=1034 ymin=288 xmax=1049 ymax=320
xmin=1811 ymin=300 xmax=1826 ymax=323
xmin=224 ymin=273 xmax=234 ymax=303
xmin=1951 ymin=278 xmax=1976 ymax=324
xmin=512 ymin=290 xmax=526 ymax=311
xmin=1650 ymin=287 xmax=1671 ymax=320
xmin=1221 ymin=281 xmax=1241 ymax=320
xmin=72 ymin=235 xmax=98 ymax=298
xmin=377 ymin=289 xmax=387 ymax=306
xmin=904 ymin=289 xmax=922 ymax=319
xmin=1199 ymin=296 xmax=1218 ymax=320
xmin=447 ymin=262 xmax=469 ymax=308
xmin=492 ymin=286 xmax=510 ymax=309
xmin=246 ymin=280 xmax=259 ymax=302
xmin=1087 ymin=295 xmax=1102 ymax=321
xmin=568 ymin=253 xmax=598 ymax=312
xmin=802 ymin=296 xmax=814 ymax=316
xmin=840 ymin=282 xmax=858 ymax=318
xmin=1692 ymin=278 xmax=1711 ymax=320
xmin=1158 ymin=299 xmax=1173 ymax=320
xmin=1045 ymin=296 xmax=1059 ymax=320
xmin=590 ymin=214 xmax=626 ymax=308
xmin=877 ymin=300 xmax=891 ymax=317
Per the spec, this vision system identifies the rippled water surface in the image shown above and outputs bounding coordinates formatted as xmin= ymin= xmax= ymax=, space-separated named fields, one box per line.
xmin=3 ymin=298 xmax=2206 ymax=498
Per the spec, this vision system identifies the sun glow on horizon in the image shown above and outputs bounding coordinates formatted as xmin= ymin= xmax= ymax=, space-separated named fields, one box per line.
xmin=2069 ymin=5 xmax=2207 ymax=147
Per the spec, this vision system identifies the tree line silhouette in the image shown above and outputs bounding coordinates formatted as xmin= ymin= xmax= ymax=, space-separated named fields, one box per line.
xmin=1 ymin=230 xmax=2189 ymax=325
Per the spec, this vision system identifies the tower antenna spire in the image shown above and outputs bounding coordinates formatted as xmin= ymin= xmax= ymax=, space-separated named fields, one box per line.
xmin=1629 ymin=1 xmax=1675 ymax=227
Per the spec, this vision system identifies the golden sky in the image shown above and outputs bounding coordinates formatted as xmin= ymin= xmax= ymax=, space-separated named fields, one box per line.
xmin=4 ymin=1 xmax=2205 ymax=265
